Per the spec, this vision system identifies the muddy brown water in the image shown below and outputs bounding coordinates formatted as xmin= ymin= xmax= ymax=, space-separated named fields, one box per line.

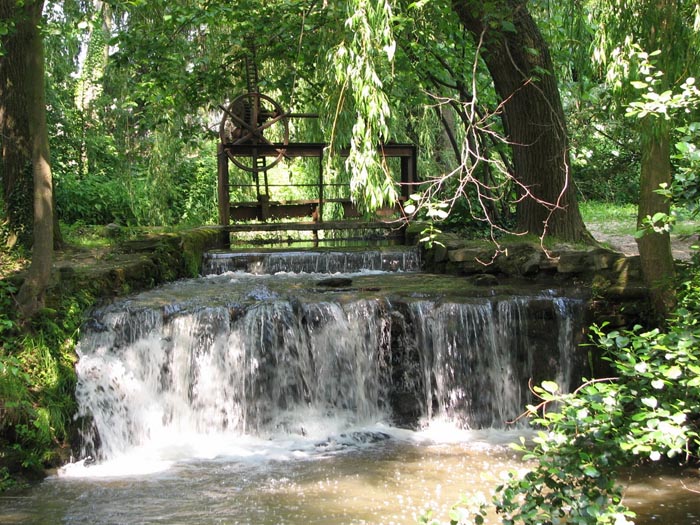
xmin=1 ymin=437 xmax=698 ymax=524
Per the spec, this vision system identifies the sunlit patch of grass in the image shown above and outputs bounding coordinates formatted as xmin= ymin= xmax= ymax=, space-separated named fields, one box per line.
xmin=580 ymin=201 xmax=638 ymax=223
xmin=580 ymin=201 xmax=637 ymax=235
xmin=581 ymin=201 xmax=700 ymax=237
xmin=60 ymin=222 xmax=119 ymax=250
xmin=671 ymin=209 xmax=700 ymax=237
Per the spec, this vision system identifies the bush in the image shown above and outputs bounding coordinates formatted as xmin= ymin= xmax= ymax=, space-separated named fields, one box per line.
xmin=570 ymin=121 xmax=640 ymax=204
xmin=55 ymin=172 xmax=137 ymax=225
xmin=0 ymin=282 xmax=93 ymax=489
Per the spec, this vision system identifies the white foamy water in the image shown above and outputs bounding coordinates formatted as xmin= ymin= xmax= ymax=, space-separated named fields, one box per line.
xmin=64 ymin=271 xmax=584 ymax=482
xmin=57 ymin=420 xmax=524 ymax=480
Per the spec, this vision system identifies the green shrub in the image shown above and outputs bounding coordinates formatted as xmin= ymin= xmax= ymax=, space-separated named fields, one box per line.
xmin=0 ymin=283 xmax=92 ymax=487
xmin=55 ymin=172 xmax=137 ymax=225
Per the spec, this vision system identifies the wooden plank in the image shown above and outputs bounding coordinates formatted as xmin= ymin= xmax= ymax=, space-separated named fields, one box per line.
xmin=217 ymin=144 xmax=231 ymax=246
xmin=230 ymin=199 xmax=404 ymax=222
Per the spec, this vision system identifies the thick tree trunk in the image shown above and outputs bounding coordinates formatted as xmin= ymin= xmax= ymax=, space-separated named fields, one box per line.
xmin=636 ymin=123 xmax=675 ymax=319
xmin=452 ymin=0 xmax=591 ymax=242
xmin=0 ymin=1 xmax=34 ymax=247
xmin=15 ymin=0 xmax=53 ymax=319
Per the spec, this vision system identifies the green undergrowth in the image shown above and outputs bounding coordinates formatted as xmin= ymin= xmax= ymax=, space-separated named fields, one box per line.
xmin=0 ymin=279 xmax=94 ymax=491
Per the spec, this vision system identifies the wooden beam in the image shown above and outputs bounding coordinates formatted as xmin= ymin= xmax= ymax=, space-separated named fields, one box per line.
xmin=213 ymin=220 xmax=405 ymax=233
xmin=222 ymin=143 xmax=416 ymax=158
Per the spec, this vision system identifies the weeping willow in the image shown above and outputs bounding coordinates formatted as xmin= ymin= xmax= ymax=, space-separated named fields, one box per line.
xmin=330 ymin=0 xmax=399 ymax=212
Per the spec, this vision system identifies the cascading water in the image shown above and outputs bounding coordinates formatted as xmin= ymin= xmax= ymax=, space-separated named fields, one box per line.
xmin=70 ymin=261 xmax=585 ymax=468
xmin=203 ymin=247 xmax=422 ymax=275
xmin=6 ymin=253 xmax=698 ymax=525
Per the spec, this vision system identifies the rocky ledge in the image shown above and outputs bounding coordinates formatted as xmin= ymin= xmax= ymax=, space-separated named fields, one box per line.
xmin=414 ymin=230 xmax=650 ymax=326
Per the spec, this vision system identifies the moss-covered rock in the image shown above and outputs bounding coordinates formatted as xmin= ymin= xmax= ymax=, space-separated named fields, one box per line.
xmin=48 ymin=228 xmax=221 ymax=304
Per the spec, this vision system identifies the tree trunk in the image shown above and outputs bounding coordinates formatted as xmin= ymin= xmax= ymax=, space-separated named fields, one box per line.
xmin=632 ymin=0 xmax=676 ymax=320
xmin=452 ymin=0 xmax=591 ymax=242
xmin=0 ymin=1 xmax=34 ymax=247
xmin=636 ymin=122 xmax=675 ymax=319
xmin=15 ymin=0 xmax=53 ymax=319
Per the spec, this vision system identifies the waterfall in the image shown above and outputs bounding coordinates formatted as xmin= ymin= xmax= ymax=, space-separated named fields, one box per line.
xmin=73 ymin=273 xmax=584 ymax=463
xmin=202 ymin=248 xmax=421 ymax=275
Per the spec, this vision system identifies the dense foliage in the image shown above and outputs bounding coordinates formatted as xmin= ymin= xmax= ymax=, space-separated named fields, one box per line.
xmin=1 ymin=0 xmax=590 ymax=235
xmin=481 ymin=263 xmax=700 ymax=525
xmin=0 ymin=280 xmax=92 ymax=489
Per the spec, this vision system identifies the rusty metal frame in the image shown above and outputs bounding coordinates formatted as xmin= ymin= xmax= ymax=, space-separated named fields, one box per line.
xmin=217 ymin=142 xmax=418 ymax=227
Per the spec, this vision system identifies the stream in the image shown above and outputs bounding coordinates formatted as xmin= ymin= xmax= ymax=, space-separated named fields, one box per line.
xmin=2 ymin=249 xmax=699 ymax=524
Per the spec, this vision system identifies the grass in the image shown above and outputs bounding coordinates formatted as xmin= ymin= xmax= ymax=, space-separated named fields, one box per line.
xmin=580 ymin=201 xmax=700 ymax=237
xmin=579 ymin=201 xmax=637 ymax=235
xmin=60 ymin=222 xmax=133 ymax=250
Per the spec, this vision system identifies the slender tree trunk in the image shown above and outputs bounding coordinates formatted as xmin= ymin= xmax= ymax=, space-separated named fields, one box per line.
xmin=15 ymin=0 xmax=53 ymax=319
xmin=452 ymin=0 xmax=591 ymax=242
xmin=632 ymin=0 xmax=676 ymax=320
xmin=636 ymin=122 xmax=675 ymax=319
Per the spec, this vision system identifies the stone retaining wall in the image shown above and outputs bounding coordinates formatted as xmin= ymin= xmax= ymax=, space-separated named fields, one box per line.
xmin=46 ymin=227 xmax=222 ymax=306
xmin=412 ymin=229 xmax=651 ymax=327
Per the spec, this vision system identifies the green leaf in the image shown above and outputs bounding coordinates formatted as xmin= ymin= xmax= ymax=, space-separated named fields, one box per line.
xmin=665 ymin=366 xmax=682 ymax=379
xmin=583 ymin=465 xmax=600 ymax=478
xmin=501 ymin=20 xmax=516 ymax=33
xmin=641 ymin=397 xmax=658 ymax=409
xmin=541 ymin=380 xmax=559 ymax=394
xmin=651 ymin=212 xmax=667 ymax=223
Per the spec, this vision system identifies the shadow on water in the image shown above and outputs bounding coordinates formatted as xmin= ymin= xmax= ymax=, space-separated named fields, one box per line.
xmin=622 ymin=463 xmax=700 ymax=524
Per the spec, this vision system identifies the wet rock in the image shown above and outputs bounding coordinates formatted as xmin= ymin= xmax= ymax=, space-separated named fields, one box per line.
xmin=428 ymin=242 xmax=448 ymax=263
xmin=448 ymin=247 xmax=483 ymax=263
xmin=339 ymin=431 xmax=392 ymax=444
xmin=538 ymin=255 xmax=559 ymax=271
xmin=557 ymin=250 xmax=592 ymax=274
xmin=589 ymin=248 xmax=624 ymax=270
xmin=390 ymin=392 xmax=423 ymax=428
xmin=495 ymin=243 xmax=541 ymax=277
xmin=521 ymin=252 xmax=543 ymax=275
xmin=317 ymin=277 xmax=353 ymax=287
xmin=470 ymin=274 xmax=499 ymax=287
